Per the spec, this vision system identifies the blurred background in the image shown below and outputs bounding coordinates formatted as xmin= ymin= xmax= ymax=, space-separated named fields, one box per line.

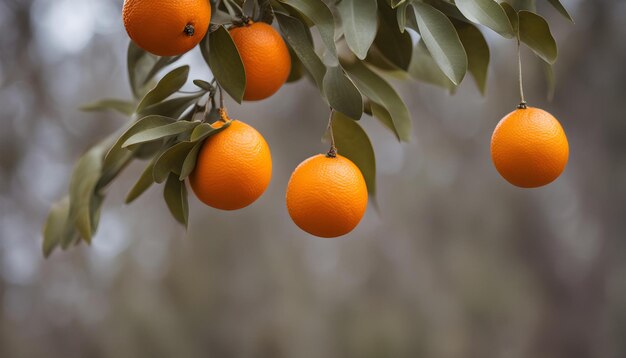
xmin=1 ymin=0 xmax=625 ymax=357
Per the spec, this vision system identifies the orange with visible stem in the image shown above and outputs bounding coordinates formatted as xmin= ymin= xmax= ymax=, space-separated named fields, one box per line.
xmin=490 ymin=35 xmax=569 ymax=188
xmin=123 ymin=0 xmax=211 ymax=56
xmin=286 ymin=112 xmax=368 ymax=238
xmin=189 ymin=109 xmax=272 ymax=210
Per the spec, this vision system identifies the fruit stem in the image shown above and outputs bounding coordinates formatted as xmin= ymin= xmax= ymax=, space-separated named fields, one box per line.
xmin=218 ymin=108 xmax=230 ymax=123
xmin=326 ymin=109 xmax=337 ymax=158
xmin=517 ymin=33 xmax=527 ymax=109
xmin=184 ymin=24 xmax=195 ymax=37
xmin=218 ymin=83 xmax=225 ymax=110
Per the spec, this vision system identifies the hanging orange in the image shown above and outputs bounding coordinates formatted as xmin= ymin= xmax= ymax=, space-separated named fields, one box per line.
xmin=286 ymin=154 xmax=368 ymax=238
xmin=491 ymin=107 xmax=569 ymax=188
xmin=189 ymin=120 xmax=272 ymax=210
xmin=122 ymin=0 xmax=211 ymax=56
xmin=229 ymin=22 xmax=291 ymax=101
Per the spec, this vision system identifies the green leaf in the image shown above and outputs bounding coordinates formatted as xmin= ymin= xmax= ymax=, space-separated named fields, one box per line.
xmin=519 ymin=11 xmax=557 ymax=64
xmin=338 ymin=0 xmax=377 ymax=60
xmin=508 ymin=0 xmax=536 ymax=12
xmin=275 ymin=12 xmax=326 ymax=90
xmin=207 ymin=26 xmax=247 ymax=103
xmin=375 ymin=2 xmax=413 ymax=70
xmin=122 ymin=121 xmax=200 ymax=148
xmin=80 ymin=99 xmax=135 ymax=116
xmin=179 ymin=142 xmax=203 ymax=180
xmin=104 ymin=115 xmax=176 ymax=169
xmin=68 ymin=145 xmax=106 ymax=243
xmin=125 ymin=158 xmax=158 ymax=204
xmin=153 ymin=141 xmax=198 ymax=183
xmin=408 ymin=41 xmax=456 ymax=91
xmin=137 ymin=93 xmax=204 ymax=118
xmin=278 ymin=0 xmax=337 ymax=63
xmin=343 ymin=60 xmax=411 ymax=142
xmin=455 ymin=22 xmax=490 ymax=95
xmin=369 ymin=101 xmax=397 ymax=135
xmin=501 ymin=2 xmax=519 ymax=33
xmin=42 ymin=197 xmax=71 ymax=258
xmin=411 ymin=2 xmax=468 ymax=85
xmin=193 ymin=79 xmax=214 ymax=91
xmin=455 ymin=0 xmax=514 ymax=38
xmin=323 ymin=66 xmax=363 ymax=120
xmin=331 ymin=112 xmax=376 ymax=197
xmin=422 ymin=0 xmax=469 ymax=23
xmin=137 ymin=65 xmax=190 ymax=112
xmin=189 ymin=122 xmax=230 ymax=142
xmin=286 ymin=44 xmax=305 ymax=83
xmin=164 ymin=174 xmax=189 ymax=226
xmin=127 ymin=42 xmax=182 ymax=99
xmin=547 ymin=0 xmax=573 ymax=22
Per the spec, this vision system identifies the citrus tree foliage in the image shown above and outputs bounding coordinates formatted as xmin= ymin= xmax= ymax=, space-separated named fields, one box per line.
xmin=42 ymin=0 xmax=571 ymax=257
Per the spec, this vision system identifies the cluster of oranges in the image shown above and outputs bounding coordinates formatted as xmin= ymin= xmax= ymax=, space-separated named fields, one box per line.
xmin=123 ymin=0 xmax=366 ymax=237
xmin=122 ymin=0 xmax=569 ymax=238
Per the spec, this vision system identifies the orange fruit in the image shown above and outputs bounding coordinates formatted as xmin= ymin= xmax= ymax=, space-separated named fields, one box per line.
xmin=229 ymin=22 xmax=291 ymax=101
xmin=189 ymin=119 xmax=272 ymax=210
xmin=122 ymin=0 xmax=211 ymax=56
xmin=491 ymin=107 xmax=569 ymax=188
xmin=286 ymin=154 xmax=368 ymax=238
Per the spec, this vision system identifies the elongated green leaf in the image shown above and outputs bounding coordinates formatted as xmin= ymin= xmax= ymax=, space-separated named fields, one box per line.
xmin=423 ymin=0 xmax=469 ymax=23
xmin=323 ymin=66 xmax=363 ymax=120
xmin=189 ymin=122 xmax=230 ymax=142
xmin=408 ymin=41 xmax=456 ymax=91
xmin=375 ymin=2 xmax=413 ymax=70
xmin=279 ymin=0 xmax=337 ymax=63
xmin=275 ymin=12 xmax=326 ymax=90
xmin=137 ymin=66 xmax=190 ymax=111
xmin=126 ymin=158 xmax=158 ymax=204
xmin=180 ymin=142 xmax=203 ymax=180
xmin=153 ymin=141 xmax=198 ymax=183
xmin=519 ymin=11 xmax=557 ymax=64
xmin=338 ymin=0 xmax=377 ymax=60
xmin=104 ymin=115 xmax=175 ymax=168
xmin=369 ymin=101 xmax=397 ymax=135
xmin=207 ymin=26 xmax=247 ymax=103
xmin=164 ymin=174 xmax=189 ymax=226
xmin=68 ymin=145 xmax=106 ymax=243
xmin=286 ymin=44 xmax=305 ymax=83
xmin=456 ymin=22 xmax=490 ymax=95
xmin=501 ymin=2 xmax=519 ymax=33
xmin=42 ymin=197 xmax=71 ymax=257
xmin=122 ymin=121 xmax=200 ymax=148
xmin=330 ymin=112 xmax=376 ymax=197
xmin=547 ymin=0 xmax=573 ymax=22
xmin=411 ymin=2 xmax=468 ymax=85
xmin=343 ymin=60 xmax=411 ymax=141
xmin=127 ymin=42 xmax=182 ymax=99
xmin=80 ymin=99 xmax=135 ymax=116
xmin=137 ymin=93 xmax=204 ymax=118
xmin=455 ymin=0 xmax=514 ymax=38
xmin=508 ymin=0 xmax=536 ymax=12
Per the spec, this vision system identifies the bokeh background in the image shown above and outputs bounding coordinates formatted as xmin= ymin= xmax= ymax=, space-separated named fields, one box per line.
xmin=1 ymin=0 xmax=625 ymax=357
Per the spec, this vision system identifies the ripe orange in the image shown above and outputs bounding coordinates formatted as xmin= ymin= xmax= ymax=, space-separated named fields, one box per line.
xmin=189 ymin=119 xmax=272 ymax=210
xmin=229 ymin=22 xmax=291 ymax=101
xmin=491 ymin=107 xmax=569 ymax=188
xmin=286 ymin=154 xmax=368 ymax=238
xmin=122 ymin=0 xmax=211 ymax=56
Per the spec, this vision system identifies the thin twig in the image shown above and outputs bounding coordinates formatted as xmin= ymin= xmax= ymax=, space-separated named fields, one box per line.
xmin=517 ymin=34 xmax=527 ymax=109
xmin=326 ymin=109 xmax=337 ymax=158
